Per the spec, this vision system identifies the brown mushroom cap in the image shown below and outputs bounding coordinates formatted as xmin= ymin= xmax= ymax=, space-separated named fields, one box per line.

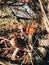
xmin=26 ymin=26 xmax=36 ymax=34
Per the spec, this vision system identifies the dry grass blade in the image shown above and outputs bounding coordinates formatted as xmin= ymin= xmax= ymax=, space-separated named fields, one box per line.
xmin=38 ymin=0 xmax=49 ymax=33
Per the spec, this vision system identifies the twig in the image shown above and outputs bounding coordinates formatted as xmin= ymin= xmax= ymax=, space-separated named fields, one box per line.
xmin=38 ymin=0 xmax=49 ymax=33
xmin=0 ymin=47 xmax=13 ymax=50
xmin=0 ymin=37 xmax=9 ymax=41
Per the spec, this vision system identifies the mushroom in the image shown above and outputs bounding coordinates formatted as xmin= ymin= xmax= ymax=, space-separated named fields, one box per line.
xmin=26 ymin=24 xmax=36 ymax=49
xmin=9 ymin=37 xmax=20 ymax=60
xmin=9 ymin=23 xmax=36 ymax=60
xmin=9 ymin=33 xmax=28 ymax=60
xmin=18 ymin=23 xmax=24 ymax=37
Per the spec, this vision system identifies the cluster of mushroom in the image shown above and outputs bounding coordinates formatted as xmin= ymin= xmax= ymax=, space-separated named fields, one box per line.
xmin=8 ymin=23 xmax=36 ymax=60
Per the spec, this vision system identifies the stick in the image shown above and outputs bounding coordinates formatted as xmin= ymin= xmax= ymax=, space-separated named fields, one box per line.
xmin=38 ymin=0 xmax=49 ymax=33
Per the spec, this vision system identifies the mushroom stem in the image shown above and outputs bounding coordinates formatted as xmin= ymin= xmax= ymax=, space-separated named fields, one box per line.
xmin=18 ymin=23 xmax=23 ymax=37
xmin=20 ymin=27 xmax=23 ymax=37
xmin=28 ymin=34 xmax=32 ymax=44
xmin=28 ymin=34 xmax=33 ymax=50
